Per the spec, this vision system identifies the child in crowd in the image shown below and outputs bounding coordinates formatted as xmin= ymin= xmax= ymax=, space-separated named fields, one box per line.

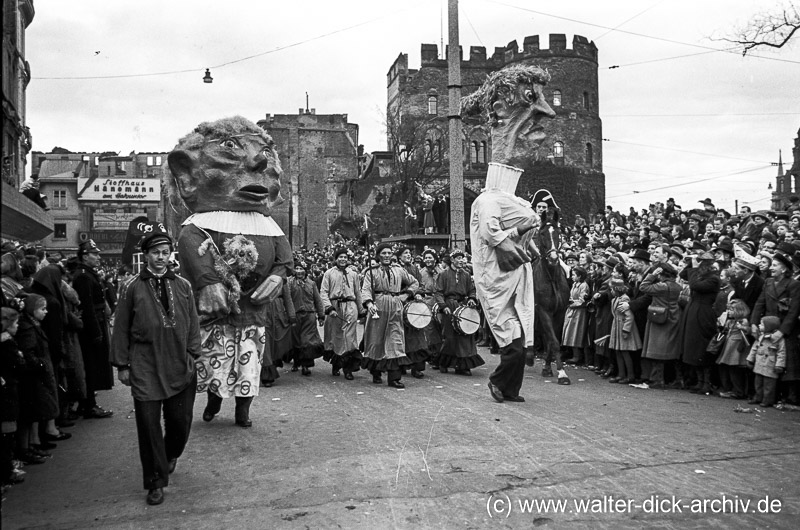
xmin=608 ymin=278 xmax=641 ymax=384
xmin=716 ymin=299 xmax=751 ymax=399
xmin=1 ymin=307 xmax=27 ymax=484
xmin=562 ymin=266 xmax=590 ymax=365
xmin=747 ymin=315 xmax=785 ymax=407
xmin=15 ymin=293 xmax=59 ymax=462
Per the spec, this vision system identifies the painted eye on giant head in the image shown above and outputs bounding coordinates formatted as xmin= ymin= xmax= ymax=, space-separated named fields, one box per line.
xmin=524 ymin=89 xmax=535 ymax=102
xmin=220 ymin=138 xmax=239 ymax=149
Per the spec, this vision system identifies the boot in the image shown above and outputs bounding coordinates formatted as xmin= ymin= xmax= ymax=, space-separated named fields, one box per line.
xmin=234 ymin=397 xmax=253 ymax=428
xmin=203 ymin=392 xmax=223 ymax=422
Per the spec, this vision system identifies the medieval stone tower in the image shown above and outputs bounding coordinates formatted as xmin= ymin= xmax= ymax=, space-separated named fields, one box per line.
xmin=387 ymin=34 xmax=605 ymax=225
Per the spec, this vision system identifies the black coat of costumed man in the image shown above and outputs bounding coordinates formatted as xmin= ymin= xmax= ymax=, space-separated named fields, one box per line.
xmin=462 ymin=64 xmax=556 ymax=403
xmin=111 ymin=224 xmax=201 ymax=506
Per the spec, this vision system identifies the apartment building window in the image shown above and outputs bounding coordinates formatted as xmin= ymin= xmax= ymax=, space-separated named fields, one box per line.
xmin=52 ymin=189 xmax=67 ymax=209
xmin=146 ymin=156 xmax=162 ymax=166
xmin=553 ymin=90 xmax=562 ymax=106
xmin=54 ymin=224 xmax=67 ymax=240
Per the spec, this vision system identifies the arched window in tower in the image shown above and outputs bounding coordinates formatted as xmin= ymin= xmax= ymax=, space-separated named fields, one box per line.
xmin=471 ymin=141 xmax=479 ymax=165
xmin=425 ymin=139 xmax=433 ymax=161
xmin=583 ymin=91 xmax=590 ymax=110
xmin=585 ymin=143 xmax=593 ymax=166
xmin=479 ymin=141 xmax=487 ymax=164
xmin=553 ymin=141 xmax=564 ymax=159
xmin=428 ymin=96 xmax=438 ymax=115
xmin=553 ymin=90 xmax=562 ymax=106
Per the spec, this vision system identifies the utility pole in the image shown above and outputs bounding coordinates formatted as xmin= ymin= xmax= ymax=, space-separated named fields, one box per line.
xmin=448 ymin=0 xmax=465 ymax=250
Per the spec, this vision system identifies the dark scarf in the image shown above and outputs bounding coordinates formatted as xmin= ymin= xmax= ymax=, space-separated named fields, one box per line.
xmin=140 ymin=267 xmax=175 ymax=313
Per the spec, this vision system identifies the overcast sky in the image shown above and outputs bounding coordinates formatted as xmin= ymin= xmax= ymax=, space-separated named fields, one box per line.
xmin=26 ymin=0 xmax=800 ymax=214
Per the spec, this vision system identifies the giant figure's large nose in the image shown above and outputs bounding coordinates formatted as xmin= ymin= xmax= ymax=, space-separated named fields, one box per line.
xmin=247 ymin=152 xmax=269 ymax=173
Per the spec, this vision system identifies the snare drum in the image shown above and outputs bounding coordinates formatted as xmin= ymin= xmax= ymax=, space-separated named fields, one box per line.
xmin=452 ymin=306 xmax=481 ymax=335
xmin=403 ymin=300 xmax=432 ymax=329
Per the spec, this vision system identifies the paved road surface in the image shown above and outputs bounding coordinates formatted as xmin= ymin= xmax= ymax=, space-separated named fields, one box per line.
xmin=3 ymin=349 xmax=799 ymax=529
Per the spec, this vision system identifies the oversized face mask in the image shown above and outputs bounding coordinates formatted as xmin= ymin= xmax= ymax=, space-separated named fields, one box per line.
xmin=169 ymin=122 xmax=284 ymax=215
xmin=491 ymin=81 xmax=555 ymax=167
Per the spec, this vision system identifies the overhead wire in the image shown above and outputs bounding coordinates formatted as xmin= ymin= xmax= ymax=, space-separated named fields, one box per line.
xmin=34 ymin=3 xmax=425 ymax=80
xmin=606 ymin=165 xmax=773 ymax=198
xmin=603 ymin=138 xmax=772 ymax=164
xmin=592 ymin=0 xmax=665 ymax=41
xmin=479 ymin=0 xmax=800 ymax=64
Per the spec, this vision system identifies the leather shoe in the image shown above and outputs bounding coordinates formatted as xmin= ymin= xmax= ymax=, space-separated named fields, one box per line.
xmin=168 ymin=458 xmax=178 ymax=474
xmin=504 ymin=395 xmax=525 ymax=402
xmin=235 ymin=419 xmax=253 ymax=428
xmin=411 ymin=370 xmax=424 ymax=379
xmin=34 ymin=441 xmax=56 ymax=451
xmin=344 ymin=372 xmax=354 ymax=380
xmin=332 ymin=367 xmax=341 ymax=376
xmin=44 ymin=431 xmax=72 ymax=442
xmin=488 ymin=382 xmax=504 ymax=403
xmin=301 ymin=367 xmax=311 ymax=376
xmin=454 ymin=369 xmax=472 ymax=376
xmin=202 ymin=408 xmax=216 ymax=422
xmin=84 ymin=406 xmax=113 ymax=419
xmin=388 ymin=380 xmax=405 ymax=389
xmin=20 ymin=450 xmax=46 ymax=465
xmin=56 ymin=418 xmax=75 ymax=428
xmin=372 ymin=375 xmax=383 ymax=384
xmin=146 ymin=487 xmax=164 ymax=505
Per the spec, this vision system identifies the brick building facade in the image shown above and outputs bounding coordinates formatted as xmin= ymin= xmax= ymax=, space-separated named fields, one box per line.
xmin=257 ymin=110 xmax=360 ymax=248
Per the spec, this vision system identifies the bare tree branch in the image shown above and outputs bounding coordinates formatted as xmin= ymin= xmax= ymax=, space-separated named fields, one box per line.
xmin=714 ymin=2 xmax=800 ymax=56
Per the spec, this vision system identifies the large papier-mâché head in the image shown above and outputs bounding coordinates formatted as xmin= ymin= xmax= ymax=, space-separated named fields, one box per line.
xmin=461 ymin=64 xmax=555 ymax=168
xmin=168 ymin=116 xmax=283 ymax=215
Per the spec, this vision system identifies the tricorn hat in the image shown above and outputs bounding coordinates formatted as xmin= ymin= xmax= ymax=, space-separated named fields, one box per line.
xmin=530 ymin=188 xmax=559 ymax=210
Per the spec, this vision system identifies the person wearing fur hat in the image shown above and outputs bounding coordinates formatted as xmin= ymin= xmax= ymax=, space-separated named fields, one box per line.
xmin=320 ymin=247 xmax=363 ymax=380
xmin=111 ymin=225 xmax=201 ymax=505
xmin=72 ymin=239 xmax=114 ymax=419
xmin=361 ymin=243 xmax=419 ymax=388
xmin=750 ymin=251 xmax=800 ymax=404
xmin=434 ymin=249 xmax=484 ymax=376
xmin=747 ymin=315 xmax=786 ymax=407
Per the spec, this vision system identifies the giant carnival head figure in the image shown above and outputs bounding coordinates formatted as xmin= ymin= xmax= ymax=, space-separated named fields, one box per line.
xmin=167 ymin=116 xmax=283 ymax=216
xmin=461 ymin=64 xmax=556 ymax=169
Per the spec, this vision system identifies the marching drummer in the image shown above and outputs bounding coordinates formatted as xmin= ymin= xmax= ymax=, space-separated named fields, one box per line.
xmin=435 ymin=249 xmax=485 ymax=375
xmin=396 ymin=247 xmax=430 ymax=379
xmin=361 ymin=243 xmax=420 ymax=389
xmin=419 ymin=249 xmax=444 ymax=369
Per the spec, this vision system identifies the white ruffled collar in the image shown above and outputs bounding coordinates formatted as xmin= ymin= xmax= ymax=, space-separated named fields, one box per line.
xmin=182 ymin=211 xmax=285 ymax=236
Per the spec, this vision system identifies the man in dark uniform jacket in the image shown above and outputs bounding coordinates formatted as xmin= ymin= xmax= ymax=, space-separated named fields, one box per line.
xmin=72 ymin=239 xmax=114 ymax=418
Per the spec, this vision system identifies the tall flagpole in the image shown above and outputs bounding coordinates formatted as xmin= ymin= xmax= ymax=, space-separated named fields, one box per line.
xmin=448 ymin=0 xmax=465 ymax=251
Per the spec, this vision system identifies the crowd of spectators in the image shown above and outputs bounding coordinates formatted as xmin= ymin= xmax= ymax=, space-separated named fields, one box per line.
xmin=4 ymin=193 xmax=799 ymax=490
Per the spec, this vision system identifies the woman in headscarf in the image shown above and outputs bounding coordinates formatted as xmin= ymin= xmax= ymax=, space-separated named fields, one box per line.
xmin=30 ymin=265 xmax=72 ymax=442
